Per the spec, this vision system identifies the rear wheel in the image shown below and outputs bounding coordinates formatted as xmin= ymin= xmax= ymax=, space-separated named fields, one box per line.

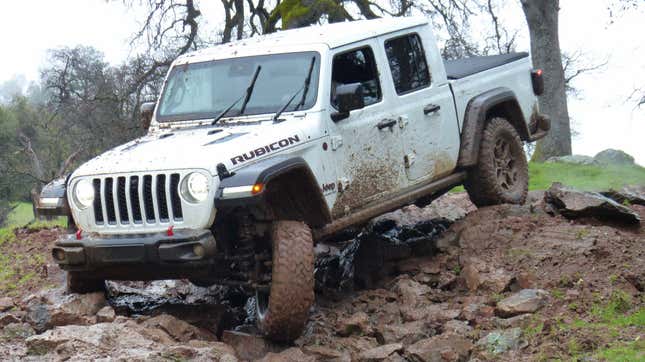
xmin=256 ymin=220 xmax=314 ymax=342
xmin=66 ymin=271 xmax=105 ymax=294
xmin=464 ymin=117 xmax=528 ymax=207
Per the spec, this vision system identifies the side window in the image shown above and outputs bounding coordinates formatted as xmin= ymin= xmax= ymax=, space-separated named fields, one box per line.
xmin=331 ymin=47 xmax=382 ymax=108
xmin=385 ymin=33 xmax=431 ymax=94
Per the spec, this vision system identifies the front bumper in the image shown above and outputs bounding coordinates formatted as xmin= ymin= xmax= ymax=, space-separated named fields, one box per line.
xmin=53 ymin=229 xmax=217 ymax=280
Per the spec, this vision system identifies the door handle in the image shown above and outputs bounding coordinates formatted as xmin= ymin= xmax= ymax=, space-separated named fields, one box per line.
xmin=376 ymin=118 xmax=397 ymax=130
xmin=423 ymin=104 xmax=441 ymax=115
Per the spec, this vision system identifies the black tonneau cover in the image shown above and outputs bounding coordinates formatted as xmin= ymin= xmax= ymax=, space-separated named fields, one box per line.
xmin=443 ymin=52 xmax=529 ymax=80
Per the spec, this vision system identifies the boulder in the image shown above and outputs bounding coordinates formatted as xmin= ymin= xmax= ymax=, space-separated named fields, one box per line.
xmin=593 ymin=149 xmax=635 ymax=165
xmin=544 ymin=183 xmax=640 ymax=224
xmin=358 ymin=343 xmax=404 ymax=361
xmin=496 ymin=289 xmax=549 ymax=317
xmin=476 ymin=328 xmax=523 ymax=354
xmin=303 ymin=345 xmax=351 ymax=361
xmin=0 ymin=297 xmax=15 ymax=312
xmin=406 ymin=333 xmax=473 ymax=362
xmin=546 ymin=154 xmax=598 ymax=166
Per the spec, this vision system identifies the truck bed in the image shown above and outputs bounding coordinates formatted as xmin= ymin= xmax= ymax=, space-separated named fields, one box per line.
xmin=443 ymin=52 xmax=529 ymax=80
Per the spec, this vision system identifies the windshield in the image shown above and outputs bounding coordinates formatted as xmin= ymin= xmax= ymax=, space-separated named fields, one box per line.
xmin=157 ymin=51 xmax=320 ymax=122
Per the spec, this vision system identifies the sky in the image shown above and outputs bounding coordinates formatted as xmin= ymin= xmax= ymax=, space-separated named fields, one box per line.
xmin=0 ymin=0 xmax=643 ymax=164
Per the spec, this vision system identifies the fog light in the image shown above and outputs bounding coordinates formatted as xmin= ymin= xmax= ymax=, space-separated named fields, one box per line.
xmin=53 ymin=249 xmax=66 ymax=261
xmin=193 ymin=244 xmax=205 ymax=257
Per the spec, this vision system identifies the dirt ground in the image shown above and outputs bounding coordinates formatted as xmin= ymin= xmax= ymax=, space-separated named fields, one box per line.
xmin=0 ymin=190 xmax=643 ymax=361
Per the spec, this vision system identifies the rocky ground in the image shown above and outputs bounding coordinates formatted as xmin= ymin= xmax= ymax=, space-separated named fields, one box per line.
xmin=0 ymin=185 xmax=643 ymax=361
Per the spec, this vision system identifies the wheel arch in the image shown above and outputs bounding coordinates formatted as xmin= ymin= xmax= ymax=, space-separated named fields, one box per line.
xmin=458 ymin=87 xmax=530 ymax=168
xmin=214 ymin=156 xmax=331 ymax=228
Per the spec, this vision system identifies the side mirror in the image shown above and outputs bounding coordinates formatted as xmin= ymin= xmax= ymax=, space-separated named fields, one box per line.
xmin=332 ymin=83 xmax=365 ymax=122
xmin=140 ymin=101 xmax=156 ymax=130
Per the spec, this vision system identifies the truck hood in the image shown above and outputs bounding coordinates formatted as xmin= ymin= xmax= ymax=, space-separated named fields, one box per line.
xmin=72 ymin=123 xmax=307 ymax=178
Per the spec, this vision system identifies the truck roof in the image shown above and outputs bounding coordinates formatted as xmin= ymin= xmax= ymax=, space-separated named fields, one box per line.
xmin=176 ymin=17 xmax=429 ymax=63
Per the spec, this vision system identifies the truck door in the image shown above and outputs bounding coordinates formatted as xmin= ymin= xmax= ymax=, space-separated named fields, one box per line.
xmin=327 ymin=43 xmax=406 ymax=219
xmin=380 ymin=31 xmax=460 ymax=182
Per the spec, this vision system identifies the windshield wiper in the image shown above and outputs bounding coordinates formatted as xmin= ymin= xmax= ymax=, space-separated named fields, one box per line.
xmin=271 ymin=56 xmax=316 ymax=123
xmin=211 ymin=65 xmax=262 ymax=126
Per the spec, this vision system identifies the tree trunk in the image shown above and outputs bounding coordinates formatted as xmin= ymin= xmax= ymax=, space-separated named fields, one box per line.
xmin=520 ymin=0 xmax=571 ymax=161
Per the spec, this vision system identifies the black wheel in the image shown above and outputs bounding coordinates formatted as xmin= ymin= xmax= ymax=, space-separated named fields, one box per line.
xmin=256 ymin=220 xmax=314 ymax=342
xmin=66 ymin=271 xmax=105 ymax=294
xmin=464 ymin=117 xmax=528 ymax=207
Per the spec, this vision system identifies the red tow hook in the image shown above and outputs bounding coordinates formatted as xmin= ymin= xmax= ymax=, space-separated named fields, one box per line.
xmin=75 ymin=229 xmax=83 ymax=240
xmin=167 ymin=226 xmax=174 ymax=237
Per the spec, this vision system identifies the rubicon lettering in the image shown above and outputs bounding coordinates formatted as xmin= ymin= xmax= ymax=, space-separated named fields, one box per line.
xmin=230 ymin=135 xmax=301 ymax=165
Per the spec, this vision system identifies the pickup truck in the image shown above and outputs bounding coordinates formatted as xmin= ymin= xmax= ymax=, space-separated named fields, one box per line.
xmin=50 ymin=16 xmax=549 ymax=341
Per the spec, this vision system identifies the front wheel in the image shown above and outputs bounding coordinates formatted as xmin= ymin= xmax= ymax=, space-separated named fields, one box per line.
xmin=256 ymin=220 xmax=314 ymax=342
xmin=464 ymin=117 xmax=528 ymax=207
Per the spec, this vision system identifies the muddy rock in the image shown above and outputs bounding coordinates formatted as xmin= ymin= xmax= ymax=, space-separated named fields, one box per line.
xmin=496 ymin=289 xmax=549 ymax=317
xmin=0 ymin=313 xmax=22 ymax=328
xmin=401 ymin=304 xmax=461 ymax=324
xmin=391 ymin=277 xmax=431 ymax=306
xmin=489 ymin=314 xmax=533 ymax=329
xmin=25 ymin=291 xmax=107 ymax=332
xmin=376 ymin=320 xmax=434 ymax=345
xmin=593 ymin=148 xmax=635 ymax=165
xmin=513 ymin=271 xmax=537 ymax=290
xmin=602 ymin=185 xmax=645 ymax=206
xmin=359 ymin=343 xmax=404 ymax=361
xmin=162 ymin=342 xmax=238 ymax=361
xmin=3 ymin=322 xmax=35 ymax=340
xmin=460 ymin=303 xmax=495 ymax=322
xmin=337 ymin=311 xmax=370 ymax=336
xmin=442 ymin=320 xmax=472 ymax=335
xmin=0 ymin=297 xmax=15 ymax=312
xmin=96 ymin=306 xmax=116 ymax=323
xmin=544 ymin=183 xmax=640 ymax=223
xmin=143 ymin=313 xmax=215 ymax=342
xmin=222 ymin=330 xmax=282 ymax=360
xmin=462 ymin=263 xmax=512 ymax=293
xmin=302 ymin=345 xmax=351 ymax=361
xmin=406 ymin=333 xmax=473 ymax=362
xmin=476 ymin=328 xmax=523 ymax=354
xmin=259 ymin=347 xmax=315 ymax=362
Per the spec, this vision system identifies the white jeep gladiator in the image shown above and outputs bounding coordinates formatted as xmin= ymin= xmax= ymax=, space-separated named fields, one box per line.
xmin=51 ymin=17 xmax=549 ymax=341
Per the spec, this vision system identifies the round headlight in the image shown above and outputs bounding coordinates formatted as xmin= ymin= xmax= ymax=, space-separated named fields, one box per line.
xmin=74 ymin=179 xmax=95 ymax=209
xmin=182 ymin=172 xmax=210 ymax=203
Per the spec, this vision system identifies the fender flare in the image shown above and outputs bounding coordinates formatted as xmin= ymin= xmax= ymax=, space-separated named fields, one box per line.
xmin=457 ymin=87 xmax=530 ymax=167
xmin=214 ymin=156 xmax=331 ymax=226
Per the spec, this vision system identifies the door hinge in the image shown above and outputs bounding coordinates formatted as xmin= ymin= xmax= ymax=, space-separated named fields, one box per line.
xmin=404 ymin=153 xmax=416 ymax=169
xmin=331 ymin=135 xmax=343 ymax=150
xmin=398 ymin=115 xmax=409 ymax=129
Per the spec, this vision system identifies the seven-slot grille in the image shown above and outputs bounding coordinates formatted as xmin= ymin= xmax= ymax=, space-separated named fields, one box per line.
xmin=91 ymin=173 xmax=183 ymax=225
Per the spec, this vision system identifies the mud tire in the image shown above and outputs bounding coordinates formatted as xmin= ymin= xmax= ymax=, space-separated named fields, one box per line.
xmin=66 ymin=272 xmax=105 ymax=294
xmin=256 ymin=220 xmax=314 ymax=342
xmin=464 ymin=117 xmax=528 ymax=207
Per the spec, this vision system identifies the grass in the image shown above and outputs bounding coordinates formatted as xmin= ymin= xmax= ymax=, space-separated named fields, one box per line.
xmin=452 ymin=161 xmax=645 ymax=193
xmin=528 ymin=162 xmax=645 ymax=191
xmin=561 ymin=290 xmax=645 ymax=361
xmin=5 ymin=202 xmax=35 ymax=227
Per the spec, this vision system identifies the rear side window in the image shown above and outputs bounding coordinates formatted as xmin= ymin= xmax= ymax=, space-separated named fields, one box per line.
xmin=331 ymin=47 xmax=382 ymax=108
xmin=385 ymin=34 xmax=431 ymax=94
